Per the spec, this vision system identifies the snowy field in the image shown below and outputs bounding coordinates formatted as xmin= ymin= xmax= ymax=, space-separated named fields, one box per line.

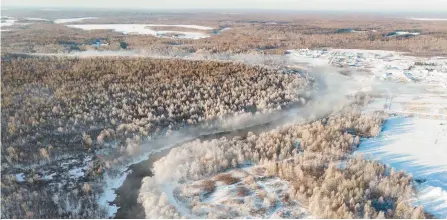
xmin=54 ymin=17 xmax=98 ymax=24
xmin=407 ymin=18 xmax=447 ymax=21
xmin=65 ymin=24 xmax=214 ymax=39
xmin=139 ymin=164 xmax=312 ymax=218
xmin=388 ymin=31 xmax=420 ymax=37
xmin=357 ymin=116 xmax=447 ymax=218
xmin=25 ymin=17 xmax=50 ymax=21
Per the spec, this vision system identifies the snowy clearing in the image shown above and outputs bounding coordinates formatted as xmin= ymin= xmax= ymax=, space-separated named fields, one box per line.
xmin=140 ymin=166 xmax=312 ymax=218
xmin=65 ymin=24 xmax=213 ymax=39
xmin=54 ymin=17 xmax=98 ymax=24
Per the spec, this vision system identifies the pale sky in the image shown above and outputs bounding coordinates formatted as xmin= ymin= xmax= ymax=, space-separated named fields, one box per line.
xmin=2 ymin=0 xmax=447 ymax=11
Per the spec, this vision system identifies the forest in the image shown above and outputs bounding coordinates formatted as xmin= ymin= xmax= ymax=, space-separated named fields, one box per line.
xmin=1 ymin=56 xmax=308 ymax=218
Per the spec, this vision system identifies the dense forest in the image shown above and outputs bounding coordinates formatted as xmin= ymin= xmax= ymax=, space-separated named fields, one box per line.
xmin=1 ymin=56 xmax=308 ymax=218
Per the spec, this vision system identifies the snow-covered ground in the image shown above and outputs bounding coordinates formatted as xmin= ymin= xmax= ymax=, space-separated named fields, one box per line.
xmin=65 ymin=24 xmax=213 ymax=39
xmin=98 ymin=170 xmax=130 ymax=217
xmin=407 ymin=18 xmax=447 ymax=21
xmin=99 ymin=129 xmax=221 ymax=218
xmin=135 ymin=24 xmax=213 ymax=30
xmin=356 ymin=116 xmax=447 ymax=218
xmin=288 ymin=48 xmax=447 ymax=218
xmin=359 ymin=92 xmax=447 ymax=218
xmin=388 ymin=31 xmax=420 ymax=37
xmin=1 ymin=16 xmax=17 ymax=27
xmin=54 ymin=17 xmax=98 ymax=24
xmin=141 ymin=166 xmax=311 ymax=219
xmin=27 ymin=50 xmax=145 ymax=58
xmin=15 ymin=173 xmax=25 ymax=182
xmin=25 ymin=17 xmax=50 ymax=21
xmin=1 ymin=16 xmax=42 ymax=31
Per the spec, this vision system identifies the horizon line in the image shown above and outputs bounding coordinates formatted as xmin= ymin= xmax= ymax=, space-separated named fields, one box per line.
xmin=2 ymin=6 xmax=447 ymax=14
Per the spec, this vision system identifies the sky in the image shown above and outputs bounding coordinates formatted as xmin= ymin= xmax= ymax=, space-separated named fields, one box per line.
xmin=2 ymin=0 xmax=447 ymax=12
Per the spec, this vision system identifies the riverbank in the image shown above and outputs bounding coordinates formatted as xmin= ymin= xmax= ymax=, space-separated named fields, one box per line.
xmin=111 ymin=115 xmax=281 ymax=218
xmin=112 ymin=150 xmax=170 ymax=219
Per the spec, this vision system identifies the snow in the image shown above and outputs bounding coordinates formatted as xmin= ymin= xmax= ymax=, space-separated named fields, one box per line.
xmin=138 ymin=24 xmax=213 ymax=30
xmin=287 ymin=49 xmax=447 ymax=86
xmin=417 ymin=185 xmax=447 ymax=216
xmin=54 ymin=17 xmax=98 ymax=24
xmin=68 ymin=167 xmax=85 ymax=178
xmin=43 ymin=173 xmax=57 ymax=180
xmin=25 ymin=17 xmax=49 ymax=21
xmin=0 ymin=18 xmax=17 ymax=27
xmin=203 ymin=184 xmax=237 ymax=204
xmin=389 ymin=31 xmax=420 ymax=37
xmin=98 ymin=171 xmax=130 ymax=217
xmin=286 ymin=49 xmax=329 ymax=67
xmin=1 ymin=16 xmax=36 ymax=30
xmin=408 ymin=18 xmax=447 ymax=21
xmin=356 ymin=117 xmax=447 ymax=218
xmin=357 ymin=117 xmax=447 ymax=170
xmin=162 ymin=183 xmax=192 ymax=217
xmin=65 ymin=24 xmax=213 ymax=39
xmin=141 ymin=161 xmax=311 ymax=219
xmin=99 ymin=136 xmax=194 ymax=218
xmin=32 ymin=50 xmax=143 ymax=58
xmin=15 ymin=173 xmax=25 ymax=182
xmin=156 ymin=30 xmax=210 ymax=39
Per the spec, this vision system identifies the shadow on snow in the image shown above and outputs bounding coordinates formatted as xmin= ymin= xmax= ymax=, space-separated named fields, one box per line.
xmin=355 ymin=116 xmax=447 ymax=218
